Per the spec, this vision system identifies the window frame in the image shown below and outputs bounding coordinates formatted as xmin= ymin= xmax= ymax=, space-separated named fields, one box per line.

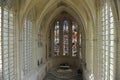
xmin=100 ymin=1 xmax=116 ymax=80
xmin=0 ymin=5 xmax=15 ymax=80
xmin=22 ymin=18 xmax=33 ymax=75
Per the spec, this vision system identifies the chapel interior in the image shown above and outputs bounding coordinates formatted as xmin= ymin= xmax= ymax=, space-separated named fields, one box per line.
xmin=0 ymin=0 xmax=120 ymax=80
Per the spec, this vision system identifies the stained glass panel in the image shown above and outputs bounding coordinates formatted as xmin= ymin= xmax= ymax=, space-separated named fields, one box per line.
xmin=54 ymin=21 xmax=60 ymax=56
xmin=63 ymin=20 xmax=69 ymax=56
xmin=72 ymin=22 xmax=78 ymax=56
xmin=53 ymin=20 xmax=79 ymax=57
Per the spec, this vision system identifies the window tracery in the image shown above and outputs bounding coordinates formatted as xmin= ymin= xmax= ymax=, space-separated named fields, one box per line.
xmin=52 ymin=17 xmax=79 ymax=57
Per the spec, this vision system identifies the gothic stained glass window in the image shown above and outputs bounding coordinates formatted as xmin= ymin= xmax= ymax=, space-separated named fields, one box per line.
xmin=72 ymin=22 xmax=78 ymax=56
xmin=54 ymin=21 xmax=60 ymax=56
xmin=63 ymin=20 xmax=69 ymax=56
xmin=53 ymin=19 xmax=79 ymax=57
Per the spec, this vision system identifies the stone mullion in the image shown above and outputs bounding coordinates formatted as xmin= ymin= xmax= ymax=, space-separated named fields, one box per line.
xmin=116 ymin=0 xmax=120 ymax=79
xmin=1 ymin=6 xmax=4 ymax=80
xmin=116 ymin=20 xmax=120 ymax=80
xmin=77 ymin=24 xmax=80 ymax=57
xmin=59 ymin=20 xmax=63 ymax=56
xmin=68 ymin=20 xmax=72 ymax=56
xmin=107 ymin=7 xmax=110 ymax=80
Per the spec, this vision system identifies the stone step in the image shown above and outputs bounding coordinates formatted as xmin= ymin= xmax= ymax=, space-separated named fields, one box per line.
xmin=43 ymin=69 xmax=83 ymax=80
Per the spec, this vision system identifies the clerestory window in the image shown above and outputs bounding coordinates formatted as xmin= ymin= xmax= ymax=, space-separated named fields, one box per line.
xmin=100 ymin=2 xmax=115 ymax=80
xmin=0 ymin=6 xmax=15 ymax=80
xmin=23 ymin=19 xmax=33 ymax=75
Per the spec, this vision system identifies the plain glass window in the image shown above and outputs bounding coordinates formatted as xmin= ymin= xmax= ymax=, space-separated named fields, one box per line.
xmin=23 ymin=19 xmax=33 ymax=75
xmin=101 ymin=2 xmax=115 ymax=80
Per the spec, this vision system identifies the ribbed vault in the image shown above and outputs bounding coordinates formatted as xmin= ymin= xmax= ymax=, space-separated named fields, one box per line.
xmin=19 ymin=0 xmax=96 ymax=32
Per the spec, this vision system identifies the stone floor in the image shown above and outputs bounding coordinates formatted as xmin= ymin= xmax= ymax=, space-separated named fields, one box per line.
xmin=43 ymin=69 xmax=83 ymax=80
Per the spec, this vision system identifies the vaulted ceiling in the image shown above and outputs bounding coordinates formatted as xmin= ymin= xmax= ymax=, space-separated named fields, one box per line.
xmin=18 ymin=0 xmax=97 ymax=40
xmin=19 ymin=0 xmax=96 ymax=23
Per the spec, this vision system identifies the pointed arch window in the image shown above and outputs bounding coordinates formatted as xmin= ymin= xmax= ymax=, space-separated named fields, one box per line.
xmin=72 ymin=22 xmax=78 ymax=56
xmin=63 ymin=20 xmax=69 ymax=56
xmin=54 ymin=21 xmax=60 ymax=56
xmin=23 ymin=19 xmax=33 ymax=75
xmin=0 ymin=6 xmax=15 ymax=80
xmin=100 ymin=2 xmax=115 ymax=80
xmin=53 ymin=19 xmax=79 ymax=57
